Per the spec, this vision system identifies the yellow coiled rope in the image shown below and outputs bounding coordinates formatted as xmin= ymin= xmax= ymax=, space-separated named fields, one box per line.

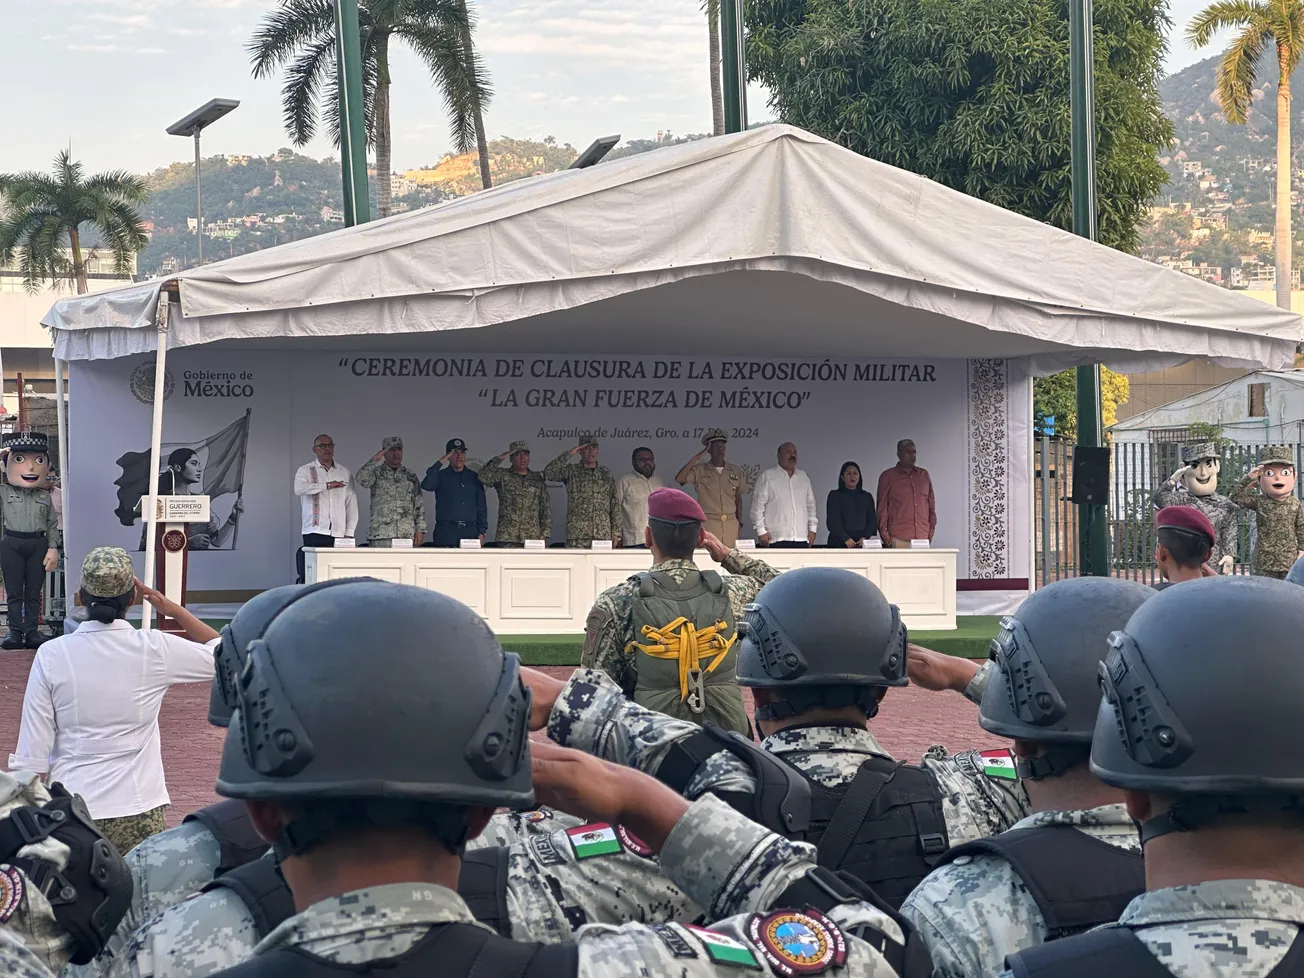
xmin=628 ymin=617 xmax=737 ymax=706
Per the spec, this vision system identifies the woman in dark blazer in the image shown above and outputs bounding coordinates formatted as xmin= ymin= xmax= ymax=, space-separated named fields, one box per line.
xmin=826 ymin=461 xmax=877 ymax=547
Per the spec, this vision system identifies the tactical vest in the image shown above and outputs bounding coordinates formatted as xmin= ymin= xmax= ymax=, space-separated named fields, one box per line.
xmin=1006 ymin=922 xmax=1304 ymax=978
xmin=656 ymin=725 xmax=948 ymax=909
xmin=183 ymin=800 xmax=271 ymax=876
xmin=937 ymin=825 xmax=1144 ymax=940
xmin=199 ymin=846 xmax=513 ymax=942
xmin=629 ymin=570 xmax=748 ymax=735
xmin=205 ymin=920 xmax=578 ymax=978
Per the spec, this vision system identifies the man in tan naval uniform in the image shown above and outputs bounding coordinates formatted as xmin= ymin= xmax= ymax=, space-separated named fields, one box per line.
xmin=675 ymin=428 xmax=749 ymax=547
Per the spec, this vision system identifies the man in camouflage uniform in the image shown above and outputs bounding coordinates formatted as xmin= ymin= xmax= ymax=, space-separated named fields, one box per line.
xmin=581 ymin=488 xmax=775 ymax=735
xmin=1151 ymin=441 xmax=1239 ymax=573
xmin=538 ymin=569 xmax=1030 ymax=909
xmin=1230 ymin=444 xmax=1304 ymax=578
xmin=544 ymin=437 xmax=619 ymax=547
xmin=194 ymin=579 xmax=912 ymax=978
xmin=1003 ymin=576 xmax=1304 ymax=978
xmin=355 ymin=436 xmax=425 ymax=547
xmin=900 ymin=577 xmax=1152 ymax=978
xmin=479 ymin=440 xmax=551 ymax=545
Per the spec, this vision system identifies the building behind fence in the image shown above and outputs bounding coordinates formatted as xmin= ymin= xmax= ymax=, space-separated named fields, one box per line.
xmin=1036 ymin=438 xmax=1292 ymax=585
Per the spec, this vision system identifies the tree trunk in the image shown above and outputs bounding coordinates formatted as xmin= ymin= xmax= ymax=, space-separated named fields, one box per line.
xmin=68 ymin=225 xmax=86 ymax=295
xmin=1277 ymin=46 xmax=1293 ymax=311
xmin=375 ymin=33 xmax=394 ymax=218
xmin=458 ymin=0 xmax=492 ymax=190
xmin=708 ymin=1 xmax=725 ymax=136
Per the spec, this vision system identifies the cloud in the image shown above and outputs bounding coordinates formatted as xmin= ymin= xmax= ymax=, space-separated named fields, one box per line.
xmin=86 ymin=11 xmax=150 ymax=27
xmin=66 ymin=42 xmax=119 ymax=52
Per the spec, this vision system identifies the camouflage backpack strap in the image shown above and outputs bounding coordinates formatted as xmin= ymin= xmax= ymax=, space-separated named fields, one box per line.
xmin=700 ymin=569 xmax=724 ymax=593
xmin=1006 ymin=926 xmax=1174 ymax=978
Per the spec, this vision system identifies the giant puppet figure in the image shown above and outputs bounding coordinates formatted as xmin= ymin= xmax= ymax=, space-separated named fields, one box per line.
xmin=1231 ymin=445 xmax=1304 ymax=579
xmin=1151 ymin=441 xmax=1239 ymax=574
xmin=0 ymin=432 xmax=59 ymax=648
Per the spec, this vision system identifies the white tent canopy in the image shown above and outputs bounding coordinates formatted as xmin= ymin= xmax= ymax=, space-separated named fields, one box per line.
xmin=44 ymin=125 xmax=1300 ymax=375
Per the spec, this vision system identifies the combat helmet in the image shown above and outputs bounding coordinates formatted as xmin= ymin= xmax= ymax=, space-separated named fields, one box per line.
xmin=979 ymin=576 xmax=1152 ymax=779
xmin=736 ymin=567 xmax=907 ymax=720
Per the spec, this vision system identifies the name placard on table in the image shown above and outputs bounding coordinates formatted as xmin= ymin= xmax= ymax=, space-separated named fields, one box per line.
xmin=391 ymin=538 xmax=414 ymax=549
xmin=591 ymin=540 xmax=613 ymax=551
xmin=862 ymin=538 xmax=883 ymax=549
xmin=524 ymin=539 xmax=546 ymax=550
xmin=459 ymin=538 xmax=482 ymax=549
xmin=910 ymin=539 xmax=931 ymax=549
xmin=334 ymin=537 xmax=356 ymax=549
xmin=736 ymin=539 xmax=757 ymax=550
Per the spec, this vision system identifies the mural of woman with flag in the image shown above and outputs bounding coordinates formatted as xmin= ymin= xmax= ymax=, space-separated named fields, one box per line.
xmin=116 ymin=410 xmax=251 ymax=551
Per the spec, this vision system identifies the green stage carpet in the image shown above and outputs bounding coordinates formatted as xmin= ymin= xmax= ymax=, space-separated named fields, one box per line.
xmin=499 ymin=616 xmax=1001 ymax=666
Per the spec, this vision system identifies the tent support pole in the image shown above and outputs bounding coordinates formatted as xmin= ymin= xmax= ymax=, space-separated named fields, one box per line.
xmin=54 ymin=359 xmax=69 ymax=590
xmin=141 ymin=299 xmax=170 ymax=630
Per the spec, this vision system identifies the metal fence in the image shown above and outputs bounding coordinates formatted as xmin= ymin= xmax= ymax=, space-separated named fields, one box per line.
xmin=1035 ymin=437 xmax=1299 ymax=585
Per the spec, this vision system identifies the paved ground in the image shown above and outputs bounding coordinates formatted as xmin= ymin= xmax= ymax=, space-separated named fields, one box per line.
xmin=0 ymin=657 xmax=1004 ymax=825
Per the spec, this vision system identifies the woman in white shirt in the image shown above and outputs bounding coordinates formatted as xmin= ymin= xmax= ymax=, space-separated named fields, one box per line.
xmin=9 ymin=546 xmax=218 ymax=855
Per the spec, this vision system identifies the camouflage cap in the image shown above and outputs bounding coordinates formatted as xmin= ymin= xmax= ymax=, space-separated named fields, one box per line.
xmin=702 ymin=427 xmax=728 ymax=446
xmin=81 ymin=547 xmax=136 ymax=599
xmin=382 ymin=435 xmax=403 ymax=451
xmin=509 ymin=440 xmax=530 ymax=455
xmin=579 ymin=435 xmax=599 ymax=448
xmin=1181 ymin=442 xmax=1218 ymax=465
xmin=1260 ymin=445 xmax=1294 ymax=466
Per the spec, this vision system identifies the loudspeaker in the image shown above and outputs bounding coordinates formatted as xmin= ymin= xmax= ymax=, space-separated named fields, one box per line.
xmin=1072 ymin=446 xmax=1110 ymax=505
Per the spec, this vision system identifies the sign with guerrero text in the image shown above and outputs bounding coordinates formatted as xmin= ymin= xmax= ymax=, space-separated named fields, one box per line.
xmin=69 ymin=351 xmax=1029 ymax=594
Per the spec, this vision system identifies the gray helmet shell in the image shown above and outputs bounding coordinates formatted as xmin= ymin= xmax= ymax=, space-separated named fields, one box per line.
xmin=209 ymin=584 xmax=307 ymax=728
xmin=1092 ymin=575 xmax=1304 ymax=793
xmin=980 ymin=577 xmax=1152 ymax=744
xmin=216 ymin=580 xmax=533 ymax=808
xmin=736 ymin=567 xmax=907 ymax=688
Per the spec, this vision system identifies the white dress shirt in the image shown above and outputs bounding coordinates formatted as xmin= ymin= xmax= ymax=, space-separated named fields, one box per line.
xmin=613 ymin=471 xmax=666 ymax=545
xmin=294 ymin=460 xmax=358 ymax=537
xmin=9 ymin=620 xmax=218 ymax=819
xmin=751 ymin=465 xmax=819 ymax=541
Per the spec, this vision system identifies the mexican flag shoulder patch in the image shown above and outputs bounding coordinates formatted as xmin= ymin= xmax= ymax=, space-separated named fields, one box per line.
xmin=565 ymin=822 xmax=622 ymax=859
xmin=979 ymin=749 xmax=1018 ymax=781
xmin=685 ymin=925 xmax=763 ymax=969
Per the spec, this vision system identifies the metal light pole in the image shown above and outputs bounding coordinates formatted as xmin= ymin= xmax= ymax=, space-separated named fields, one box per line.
xmin=167 ymin=99 xmax=240 ymax=267
xmin=1069 ymin=0 xmax=1109 ymax=576
xmin=334 ymin=0 xmax=371 ymax=225
xmin=719 ymin=0 xmax=747 ymax=133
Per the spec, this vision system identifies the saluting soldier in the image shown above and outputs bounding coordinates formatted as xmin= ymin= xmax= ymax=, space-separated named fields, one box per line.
xmin=544 ymin=437 xmax=619 ymax=548
xmin=354 ymin=436 xmax=425 ymax=547
xmin=479 ymin=440 xmax=552 ymax=545
xmin=676 ymin=428 xmax=748 ymax=547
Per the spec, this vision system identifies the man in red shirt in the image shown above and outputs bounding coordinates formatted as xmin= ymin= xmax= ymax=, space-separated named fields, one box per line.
xmin=876 ymin=438 xmax=936 ymax=547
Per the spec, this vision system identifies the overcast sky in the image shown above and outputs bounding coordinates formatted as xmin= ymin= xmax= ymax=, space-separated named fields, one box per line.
xmin=3 ymin=0 xmax=1221 ymax=177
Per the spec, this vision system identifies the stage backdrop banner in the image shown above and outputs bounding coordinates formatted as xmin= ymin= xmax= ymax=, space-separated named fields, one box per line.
xmin=68 ymin=352 xmax=1030 ymax=596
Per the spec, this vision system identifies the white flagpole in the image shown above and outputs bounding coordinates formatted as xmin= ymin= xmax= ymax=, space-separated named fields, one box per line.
xmin=141 ymin=296 xmax=171 ymax=630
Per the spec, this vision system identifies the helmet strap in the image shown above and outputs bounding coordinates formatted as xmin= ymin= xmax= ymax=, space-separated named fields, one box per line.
xmin=752 ymin=686 xmax=880 ymax=722
xmin=1013 ymin=744 xmax=1090 ymax=781
xmin=275 ymin=800 xmax=471 ymax=859
xmin=1141 ymin=795 xmax=1304 ymax=845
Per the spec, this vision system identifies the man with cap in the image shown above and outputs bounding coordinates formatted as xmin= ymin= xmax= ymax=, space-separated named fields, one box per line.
xmin=547 ymin=567 xmax=1030 ymax=909
xmin=899 ymin=577 xmax=1152 ymax=978
xmin=355 ymin=437 xmax=425 ymax=547
xmin=193 ymin=579 xmax=916 ymax=978
xmin=613 ymin=447 xmax=664 ymax=547
xmin=545 ymin=437 xmax=619 ymax=548
xmin=676 ymin=429 xmax=749 ymax=547
xmin=1152 ymin=505 xmax=1216 ymax=589
xmin=421 ymin=438 xmax=488 ymax=547
xmin=479 ymin=441 xmax=551 ymax=546
xmin=1002 ymin=576 xmax=1304 ymax=978
xmin=1231 ymin=445 xmax=1304 ymax=578
xmin=0 ymin=430 xmax=59 ymax=648
xmin=1152 ymin=442 xmax=1239 ymax=573
xmin=580 ymin=487 xmax=775 ymax=735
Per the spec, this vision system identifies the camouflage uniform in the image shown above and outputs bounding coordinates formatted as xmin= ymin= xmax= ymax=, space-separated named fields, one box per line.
xmin=544 ymin=452 xmax=619 ymax=547
xmin=105 ymin=823 xmax=707 ymax=977
xmin=355 ymin=459 xmax=426 ymax=545
xmin=1151 ymin=483 xmax=1239 ymax=566
xmin=580 ymin=552 xmax=779 ymax=697
xmin=548 ymin=667 xmax=1029 ymax=848
xmin=96 ymin=806 xmax=168 ymax=859
xmin=479 ymin=464 xmax=551 ymax=544
xmin=900 ymin=804 xmax=1139 ymax=978
xmin=995 ymin=879 xmax=1304 ymax=978
xmin=196 ymin=796 xmax=906 ymax=978
xmin=1231 ymin=474 xmax=1304 ymax=577
xmin=2 ymin=930 xmax=60 ymax=978
xmin=466 ymin=806 xmax=585 ymax=850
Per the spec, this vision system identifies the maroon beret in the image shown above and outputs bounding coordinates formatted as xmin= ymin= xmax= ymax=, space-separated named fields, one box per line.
xmin=647 ymin=487 xmax=706 ymax=525
xmin=1156 ymin=505 xmax=1216 ymax=545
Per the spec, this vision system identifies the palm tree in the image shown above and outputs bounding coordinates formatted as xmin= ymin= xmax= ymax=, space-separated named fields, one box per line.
xmin=0 ymin=150 xmax=148 ymax=295
xmin=705 ymin=0 xmax=725 ymax=136
xmin=1189 ymin=1 xmax=1304 ymax=310
xmin=455 ymin=0 xmax=492 ymax=189
xmin=248 ymin=0 xmax=493 ymax=218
